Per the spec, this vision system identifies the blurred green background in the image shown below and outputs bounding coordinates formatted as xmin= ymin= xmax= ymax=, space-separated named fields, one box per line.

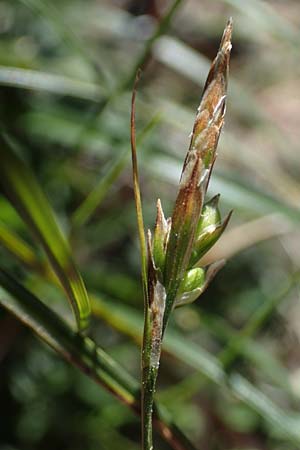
xmin=1 ymin=0 xmax=300 ymax=449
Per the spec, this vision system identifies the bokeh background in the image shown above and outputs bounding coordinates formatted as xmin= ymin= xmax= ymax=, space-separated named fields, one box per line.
xmin=1 ymin=1 xmax=300 ymax=449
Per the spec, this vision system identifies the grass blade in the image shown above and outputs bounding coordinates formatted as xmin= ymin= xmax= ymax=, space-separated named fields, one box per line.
xmin=0 ymin=134 xmax=91 ymax=331
xmin=0 ymin=66 xmax=103 ymax=100
xmin=0 ymin=220 xmax=40 ymax=269
xmin=0 ymin=268 xmax=198 ymax=450
xmin=0 ymin=267 xmax=138 ymax=403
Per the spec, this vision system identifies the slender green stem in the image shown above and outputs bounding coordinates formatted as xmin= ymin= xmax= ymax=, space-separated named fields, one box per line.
xmin=142 ymin=280 xmax=167 ymax=450
xmin=130 ymin=73 xmax=169 ymax=449
xmin=0 ymin=267 xmax=138 ymax=404
xmin=142 ymin=323 xmax=156 ymax=450
xmin=141 ymin=289 xmax=181 ymax=449
xmin=142 ymin=325 xmax=164 ymax=450
xmin=130 ymin=71 xmax=152 ymax=449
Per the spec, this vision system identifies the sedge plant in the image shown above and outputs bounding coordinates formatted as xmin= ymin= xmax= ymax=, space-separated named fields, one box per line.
xmin=131 ymin=19 xmax=233 ymax=450
xmin=0 ymin=15 xmax=232 ymax=450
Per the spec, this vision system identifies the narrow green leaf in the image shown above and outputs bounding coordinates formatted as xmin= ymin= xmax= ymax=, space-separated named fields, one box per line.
xmin=0 ymin=267 xmax=138 ymax=403
xmin=0 ymin=66 xmax=103 ymax=101
xmin=0 ymin=134 xmax=91 ymax=330
xmin=0 ymin=268 xmax=198 ymax=450
xmin=0 ymin=220 xmax=39 ymax=269
xmin=0 ymin=219 xmax=57 ymax=284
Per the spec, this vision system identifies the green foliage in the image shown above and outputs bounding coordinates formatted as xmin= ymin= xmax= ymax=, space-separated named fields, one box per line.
xmin=0 ymin=1 xmax=299 ymax=450
xmin=0 ymin=135 xmax=91 ymax=331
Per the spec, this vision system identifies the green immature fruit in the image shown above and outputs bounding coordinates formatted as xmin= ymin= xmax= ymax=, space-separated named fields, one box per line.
xmin=190 ymin=196 xmax=232 ymax=267
xmin=179 ymin=267 xmax=205 ymax=294
xmin=175 ymin=267 xmax=205 ymax=307
xmin=175 ymin=260 xmax=225 ymax=307
xmin=196 ymin=195 xmax=221 ymax=235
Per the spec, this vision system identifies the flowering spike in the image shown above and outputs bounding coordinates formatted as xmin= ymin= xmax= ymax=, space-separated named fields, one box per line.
xmin=164 ymin=152 xmax=204 ymax=295
xmin=139 ymin=21 xmax=233 ymax=450
xmin=183 ymin=18 xmax=232 ymax=175
xmin=162 ymin=19 xmax=232 ymax=327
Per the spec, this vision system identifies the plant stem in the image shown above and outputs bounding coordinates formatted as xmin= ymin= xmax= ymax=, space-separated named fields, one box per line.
xmin=142 ymin=365 xmax=158 ymax=450
xmin=142 ymin=306 xmax=152 ymax=449
xmin=142 ymin=281 xmax=167 ymax=450
xmin=142 ymin=303 xmax=162 ymax=450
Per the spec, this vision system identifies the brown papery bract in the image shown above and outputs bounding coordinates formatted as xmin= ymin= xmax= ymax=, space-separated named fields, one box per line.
xmin=163 ymin=19 xmax=232 ymax=311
